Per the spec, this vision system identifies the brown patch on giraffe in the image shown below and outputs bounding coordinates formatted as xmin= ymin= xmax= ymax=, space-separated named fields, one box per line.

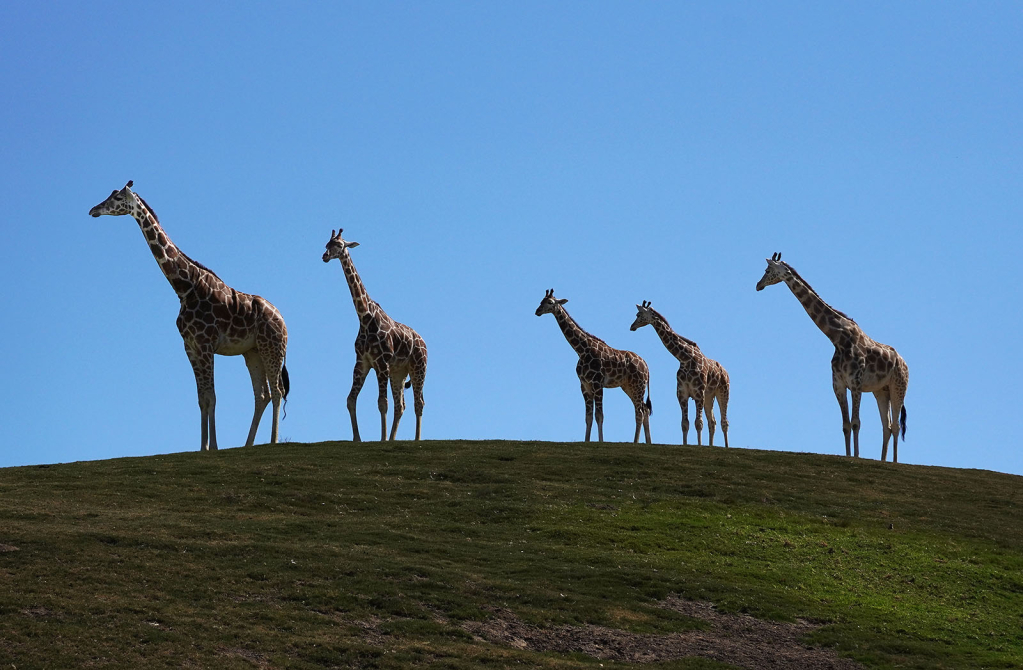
xmin=459 ymin=597 xmax=861 ymax=669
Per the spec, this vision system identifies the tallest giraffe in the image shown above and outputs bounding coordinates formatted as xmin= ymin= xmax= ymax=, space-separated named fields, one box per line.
xmin=756 ymin=253 xmax=908 ymax=462
xmin=89 ymin=181 xmax=289 ymax=451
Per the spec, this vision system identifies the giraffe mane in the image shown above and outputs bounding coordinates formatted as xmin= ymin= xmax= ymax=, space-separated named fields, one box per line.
xmin=135 ymin=193 xmax=222 ymax=281
xmin=649 ymin=307 xmax=700 ymax=349
xmin=561 ymin=307 xmax=609 ymax=347
xmin=783 ymin=262 xmax=855 ymax=322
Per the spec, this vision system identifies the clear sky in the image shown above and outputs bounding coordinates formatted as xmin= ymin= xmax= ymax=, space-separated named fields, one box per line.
xmin=1 ymin=2 xmax=1021 ymax=475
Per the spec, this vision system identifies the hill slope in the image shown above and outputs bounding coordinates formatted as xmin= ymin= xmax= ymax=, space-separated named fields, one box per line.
xmin=0 ymin=440 xmax=1021 ymax=669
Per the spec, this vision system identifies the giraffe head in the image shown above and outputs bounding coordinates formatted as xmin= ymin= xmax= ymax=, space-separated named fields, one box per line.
xmin=756 ymin=252 xmax=788 ymax=291
xmin=322 ymin=228 xmax=360 ymax=263
xmin=630 ymin=300 xmax=658 ymax=331
xmin=535 ymin=288 xmax=567 ymax=317
xmin=89 ymin=180 xmax=136 ymax=218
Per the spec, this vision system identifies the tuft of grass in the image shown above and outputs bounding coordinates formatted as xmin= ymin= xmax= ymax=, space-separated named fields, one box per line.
xmin=0 ymin=440 xmax=1020 ymax=668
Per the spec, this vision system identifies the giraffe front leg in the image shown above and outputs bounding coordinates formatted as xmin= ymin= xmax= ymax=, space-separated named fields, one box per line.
xmin=581 ymin=384 xmax=595 ymax=442
xmin=388 ymin=372 xmax=406 ymax=441
xmin=594 ymin=387 xmax=605 ymax=443
xmin=347 ymin=361 xmax=369 ymax=442
xmin=376 ymin=367 xmax=390 ymax=442
xmin=850 ymin=389 xmax=863 ymax=459
xmin=185 ymin=344 xmax=217 ymax=452
xmin=243 ymin=351 xmax=270 ymax=447
xmin=678 ymin=391 xmax=690 ymax=446
xmin=874 ymin=390 xmax=893 ymax=462
xmin=833 ymin=380 xmax=851 ymax=457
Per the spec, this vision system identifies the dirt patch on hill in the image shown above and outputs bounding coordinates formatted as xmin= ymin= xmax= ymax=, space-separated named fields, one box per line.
xmin=461 ymin=595 xmax=862 ymax=669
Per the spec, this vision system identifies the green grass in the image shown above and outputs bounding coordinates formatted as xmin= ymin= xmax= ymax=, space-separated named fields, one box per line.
xmin=0 ymin=440 xmax=1021 ymax=668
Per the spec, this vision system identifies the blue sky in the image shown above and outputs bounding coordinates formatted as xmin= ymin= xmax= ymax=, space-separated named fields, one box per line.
xmin=1 ymin=2 xmax=1021 ymax=475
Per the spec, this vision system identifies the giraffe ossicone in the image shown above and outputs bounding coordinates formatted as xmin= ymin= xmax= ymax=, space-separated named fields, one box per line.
xmin=89 ymin=181 xmax=290 ymax=452
xmin=536 ymin=289 xmax=652 ymax=444
xmin=631 ymin=301 xmax=730 ymax=448
xmin=323 ymin=228 xmax=427 ymax=442
xmin=756 ymin=253 xmax=909 ymax=462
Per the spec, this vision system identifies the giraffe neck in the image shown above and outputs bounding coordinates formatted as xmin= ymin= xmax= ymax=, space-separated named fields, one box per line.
xmin=129 ymin=194 xmax=205 ymax=298
xmin=649 ymin=315 xmax=701 ymax=363
xmin=337 ymin=250 xmax=374 ymax=319
xmin=553 ymin=306 xmax=601 ymax=356
xmin=782 ymin=267 xmax=855 ymax=345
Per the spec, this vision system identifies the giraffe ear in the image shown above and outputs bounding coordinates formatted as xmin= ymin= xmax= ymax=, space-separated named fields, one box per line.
xmin=556 ymin=298 xmax=568 ymax=305
xmin=346 ymin=241 xmax=360 ymax=249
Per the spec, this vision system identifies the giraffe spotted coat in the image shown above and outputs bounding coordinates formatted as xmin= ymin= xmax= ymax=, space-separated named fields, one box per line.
xmin=323 ymin=229 xmax=427 ymax=442
xmin=536 ymin=289 xmax=652 ymax=444
xmin=757 ymin=253 xmax=909 ymax=462
xmin=89 ymin=181 xmax=289 ymax=452
xmin=631 ymin=301 xmax=730 ymax=447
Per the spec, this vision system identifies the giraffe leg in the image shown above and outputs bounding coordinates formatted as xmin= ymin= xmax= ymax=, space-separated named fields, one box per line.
xmin=874 ymin=390 xmax=892 ymax=462
xmin=851 ymin=390 xmax=862 ymax=458
xmin=347 ymin=361 xmax=370 ymax=442
xmin=694 ymin=395 xmax=705 ymax=447
xmin=388 ymin=372 xmax=406 ymax=441
xmin=581 ymin=384 xmax=595 ymax=442
xmin=412 ymin=367 xmax=426 ymax=441
xmin=889 ymin=385 xmax=906 ymax=465
xmin=704 ymin=393 xmax=717 ymax=447
xmin=719 ymin=388 xmax=730 ymax=448
xmin=629 ymin=389 xmax=646 ymax=444
xmin=376 ymin=367 xmax=390 ymax=442
xmin=266 ymin=353 xmax=286 ymax=445
xmin=678 ymin=390 xmax=690 ymax=446
xmin=243 ymin=351 xmax=270 ymax=447
xmin=833 ymin=379 xmax=851 ymax=457
xmin=642 ymin=388 xmax=652 ymax=445
xmin=185 ymin=344 xmax=217 ymax=452
xmin=594 ymin=387 xmax=605 ymax=443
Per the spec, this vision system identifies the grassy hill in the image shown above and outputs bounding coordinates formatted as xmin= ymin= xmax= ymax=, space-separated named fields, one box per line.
xmin=0 ymin=440 xmax=1020 ymax=669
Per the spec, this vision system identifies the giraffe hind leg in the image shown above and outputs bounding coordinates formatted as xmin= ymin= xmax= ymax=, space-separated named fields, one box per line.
xmin=243 ymin=351 xmax=270 ymax=447
xmin=376 ymin=367 xmax=390 ymax=441
xmin=388 ymin=372 xmax=406 ymax=440
xmin=411 ymin=365 xmax=426 ymax=441
xmin=874 ymin=390 xmax=893 ymax=462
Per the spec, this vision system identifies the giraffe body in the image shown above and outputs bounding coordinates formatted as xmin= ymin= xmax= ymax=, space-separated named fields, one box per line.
xmin=631 ymin=301 xmax=730 ymax=447
xmin=89 ymin=182 xmax=289 ymax=451
xmin=323 ymin=229 xmax=427 ymax=441
xmin=756 ymin=253 xmax=908 ymax=461
xmin=536 ymin=290 xmax=652 ymax=444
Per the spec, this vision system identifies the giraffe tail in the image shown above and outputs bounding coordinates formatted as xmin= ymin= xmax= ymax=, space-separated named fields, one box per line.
xmin=899 ymin=405 xmax=907 ymax=440
xmin=645 ymin=388 xmax=653 ymax=416
xmin=404 ymin=376 xmax=412 ymax=389
xmin=281 ymin=361 xmax=291 ymax=420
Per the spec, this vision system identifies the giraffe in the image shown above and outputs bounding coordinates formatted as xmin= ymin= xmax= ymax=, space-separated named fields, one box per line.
xmin=630 ymin=301 xmax=730 ymax=447
xmin=535 ymin=289 xmax=652 ymax=444
xmin=322 ymin=229 xmax=427 ymax=442
xmin=89 ymin=181 xmax=289 ymax=452
xmin=756 ymin=253 xmax=909 ymax=462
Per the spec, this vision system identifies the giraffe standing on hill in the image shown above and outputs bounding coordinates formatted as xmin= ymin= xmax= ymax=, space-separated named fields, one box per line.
xmin=756 ymin=253 xmax=908 ymax=462
xmin=322 ymin=229 xmax=427 ymax=441
xmin=631 ymin=301 xmax=730 ymax=447
xmin=89 ymin=181 xmax=289 ymax=451
xmin=535 ymin=289 xmax=652 ymax=444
